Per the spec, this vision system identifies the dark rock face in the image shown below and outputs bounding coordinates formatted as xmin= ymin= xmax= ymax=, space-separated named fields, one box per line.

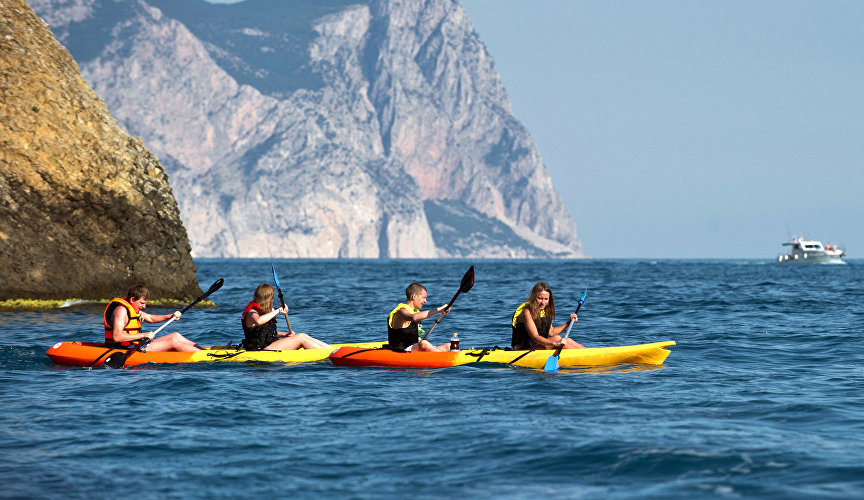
xmin=0 ymin=0 xmax=202 ymax=301
xmin=32 ymin=0 xmax=584 ymax=259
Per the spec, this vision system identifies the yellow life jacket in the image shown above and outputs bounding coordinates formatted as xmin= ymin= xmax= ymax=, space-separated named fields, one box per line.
xmin=511 ymin=302 xmax=549 ymax=349
xmin=388 ymin=303 xmax=421 ymax=351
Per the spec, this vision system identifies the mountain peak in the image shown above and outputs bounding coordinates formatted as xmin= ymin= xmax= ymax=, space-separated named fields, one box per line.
xmin=33 ymin=0 xmax=583 ymax=258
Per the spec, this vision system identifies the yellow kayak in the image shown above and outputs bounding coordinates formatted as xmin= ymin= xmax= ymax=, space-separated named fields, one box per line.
xmin=47 ymin=341 xmax=385 ymax=367
xmin=463 ymin=341 xmax=676 ymax=369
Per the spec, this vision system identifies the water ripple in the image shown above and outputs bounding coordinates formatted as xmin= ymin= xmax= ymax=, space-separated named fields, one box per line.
xmin=2 ymin=259 xmax=864 ymax=498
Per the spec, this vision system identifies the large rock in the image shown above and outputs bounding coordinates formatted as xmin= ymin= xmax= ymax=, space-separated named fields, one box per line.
xmin=0 ymin=0 xmax=202 ymax=301
xmin=33 ymin=0 xmax=584 ymax=258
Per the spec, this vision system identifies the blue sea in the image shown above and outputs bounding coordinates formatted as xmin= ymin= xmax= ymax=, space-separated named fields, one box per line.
xmin=2 ymin=259 xmax=863 ymax=499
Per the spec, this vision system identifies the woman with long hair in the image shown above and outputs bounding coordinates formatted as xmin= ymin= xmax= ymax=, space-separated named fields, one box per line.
xmin=241 ymin=283 xmax=330 ymax=351
xmin=511 ymin=282 xmax=584 ymax=350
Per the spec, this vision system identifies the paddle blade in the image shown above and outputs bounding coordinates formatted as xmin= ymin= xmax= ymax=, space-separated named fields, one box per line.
xmin=104 ymin=338 xmax=151 ymax=368
xmin=543 ymin=354 xmax=560 ymax=372
xmin=180 ymin=278 xmax=224 ymax=313
xmin=271 ymin=262 xmax=282 ymax=289
xmin=460 ymin=265 xmax=475 ymax=293
xmin=104 ymin=351 xmax=126 ymax=369
xmin=206 ymin=277 xmax=225 ymax=296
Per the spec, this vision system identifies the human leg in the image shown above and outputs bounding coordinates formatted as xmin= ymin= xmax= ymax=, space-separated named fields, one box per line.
xmin=146 ymin=332 xmax=202 ymax=352
xmin=266 ymin=333 xmax=330 ymax=351
xmin=414 ymin=339 xmax=446 ymax=352
xmin=563 ymin=338 xmax=585 ymax=349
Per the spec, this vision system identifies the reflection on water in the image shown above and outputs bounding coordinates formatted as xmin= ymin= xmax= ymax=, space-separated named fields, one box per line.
xmin=557 ymin=363 xmax=668 ymax=375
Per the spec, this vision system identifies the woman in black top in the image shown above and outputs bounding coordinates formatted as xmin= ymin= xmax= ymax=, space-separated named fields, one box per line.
xmin=241 ymin=284 xmax=330 ymax=351
xmin=511 ymin=282 xmax=584 ymax=350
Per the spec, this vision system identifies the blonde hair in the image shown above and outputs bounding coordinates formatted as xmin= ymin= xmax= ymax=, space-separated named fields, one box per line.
xmin=252 ymin=283 xmax=275 ymax=314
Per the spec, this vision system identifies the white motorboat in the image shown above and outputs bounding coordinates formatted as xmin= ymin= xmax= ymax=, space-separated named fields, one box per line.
xmin=777 ymin=237 xmax=846 ymax=264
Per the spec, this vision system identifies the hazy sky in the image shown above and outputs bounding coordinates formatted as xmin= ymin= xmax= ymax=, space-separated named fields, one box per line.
xmin=205 ymin=0 xmax=862 ymax=259
xmin=460 ymin=0 xmax=863 ymax=259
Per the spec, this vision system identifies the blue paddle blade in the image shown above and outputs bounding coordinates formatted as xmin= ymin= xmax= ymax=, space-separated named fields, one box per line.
xmin=271 ymin=262 xmax=281 ymax=288
xmin=543 ymin=354 xmax=560 ymax=372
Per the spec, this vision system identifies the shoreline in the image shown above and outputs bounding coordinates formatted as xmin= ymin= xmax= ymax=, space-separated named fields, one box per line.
xmin=0 ymin=298 xmax=217 ymax=311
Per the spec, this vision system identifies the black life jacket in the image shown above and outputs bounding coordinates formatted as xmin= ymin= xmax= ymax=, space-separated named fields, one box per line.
xmin=511 ymin=302 xmax=549 ymax=350
xmin=241 ymin=302 xmax=278 ymax=351
xmin=387 ymin=303 xmax=420 ymax=352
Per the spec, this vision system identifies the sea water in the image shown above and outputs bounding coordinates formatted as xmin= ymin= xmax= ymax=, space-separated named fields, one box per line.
xmin=1 ymin=259 xmax=863 ymax=498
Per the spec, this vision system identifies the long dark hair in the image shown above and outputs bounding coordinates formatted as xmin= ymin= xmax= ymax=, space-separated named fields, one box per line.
xmin=526 ymin=282 xmax=555 ymax=335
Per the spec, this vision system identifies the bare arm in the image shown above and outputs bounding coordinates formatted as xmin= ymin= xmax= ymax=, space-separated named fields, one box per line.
xmin=403 ymin=305 xmax=448 ymax=323
xmin=140 ymin=310 xmax=181 ymax=324
xmin=111 ymin=308 xmax=153 ymax=343
xmin=244 ymin=306 xmax=287 ymax=329
xmin=550 ymin=313 xmax=578 ymax=335
xmin=522 ymin=309 xmax=558 ymax=348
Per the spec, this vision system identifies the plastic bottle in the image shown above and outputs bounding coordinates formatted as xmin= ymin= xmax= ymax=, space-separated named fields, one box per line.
xmin=449 ymin=332 xmax=460 ymax=352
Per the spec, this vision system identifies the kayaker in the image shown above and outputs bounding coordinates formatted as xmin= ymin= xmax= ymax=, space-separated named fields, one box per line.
xmin=241 ymin=283 xmax=330 ymax=350
xmin=387 ymin=282 xmax=451 ymax=352
xmin=104 ymin=285 xmax=203 ymax=352
xmin=511 ymin=282 xmax=584 ymax=350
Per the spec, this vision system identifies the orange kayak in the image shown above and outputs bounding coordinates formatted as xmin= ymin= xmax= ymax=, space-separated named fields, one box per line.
xmin=46 ymin=341 xmax=384 ymax=367
xmin=329 ymin=346 xmax=479 ymax=368
xmin=330 ymin=341 xmax=676 ymax=369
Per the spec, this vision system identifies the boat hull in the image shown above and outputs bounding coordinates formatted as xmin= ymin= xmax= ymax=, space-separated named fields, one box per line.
xmin=467 ymin=341 xmax=675 ymax=368
xmin=777 ymin=254 xmax=846 ymax=264
xmin=329 ymin=346 xmax=478 ymax=368
xmin=329 ymin=341 xmax=675 ymax=369
xmin=46 ymin=341 xmax=384 ymax=367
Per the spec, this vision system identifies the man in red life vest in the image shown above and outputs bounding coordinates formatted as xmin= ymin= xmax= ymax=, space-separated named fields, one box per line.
xmin=103 ymin=284 xmax=202 ymax=352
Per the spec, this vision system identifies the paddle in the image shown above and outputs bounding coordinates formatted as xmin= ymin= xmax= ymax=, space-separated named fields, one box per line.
xmin=543 ymin=286 xmax=588 ymax=372
xmin=421 ymin=266 xmax=474 ymax=342
xmin=271 ymin=262 xmax=295 ymax=334
xmin=104 ymin=278 xmax=224 ymax=368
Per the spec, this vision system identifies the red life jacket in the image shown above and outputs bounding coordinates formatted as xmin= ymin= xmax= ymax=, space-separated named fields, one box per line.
xmin=241 ymin=301 xmax=278 ymax=350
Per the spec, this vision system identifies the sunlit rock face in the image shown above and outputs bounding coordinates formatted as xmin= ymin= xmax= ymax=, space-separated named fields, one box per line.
xmin=0 ymin=0 xmax=201 ymax=300
xmin=32 ymin=0 xmax=583 ymax=258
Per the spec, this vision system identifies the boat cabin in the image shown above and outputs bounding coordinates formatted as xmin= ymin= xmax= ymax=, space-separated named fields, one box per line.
xmin=783 ymin=239 xmax=824 ymax=252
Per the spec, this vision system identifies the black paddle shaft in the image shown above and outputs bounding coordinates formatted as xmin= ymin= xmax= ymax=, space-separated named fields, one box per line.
xmin=421 ymin=266 xmax=474 ymax=341
xmin=104 ymin=278 xmax=224 ymax=368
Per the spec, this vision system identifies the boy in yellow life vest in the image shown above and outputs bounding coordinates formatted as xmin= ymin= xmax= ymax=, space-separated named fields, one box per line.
xmin=387 ymin=282 xmax=452 ymax=352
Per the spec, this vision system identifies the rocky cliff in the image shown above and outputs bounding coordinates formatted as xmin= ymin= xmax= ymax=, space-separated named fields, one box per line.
xmin=31 ymin=0 xmax=584 ymax=258
xmin=0 ymin=0 xmax=202 ymax=300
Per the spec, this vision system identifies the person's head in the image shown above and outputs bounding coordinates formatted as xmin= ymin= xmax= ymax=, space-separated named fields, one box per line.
xmin=252 ymin=283 xmax=275 ymax=313
xmin=527 ymin=282 xmax=555 ymax=331
xmin=126 ymin=284 xmax=151 ymax=311
xmin=405 ymin=283 xmax=427 ymax=307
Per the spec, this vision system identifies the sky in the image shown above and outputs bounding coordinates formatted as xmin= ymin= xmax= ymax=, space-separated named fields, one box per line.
xmin=459 ymin=0 xmax=864 ymax=258
xmin=207 ymin=0 xmax=863 ymax=258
